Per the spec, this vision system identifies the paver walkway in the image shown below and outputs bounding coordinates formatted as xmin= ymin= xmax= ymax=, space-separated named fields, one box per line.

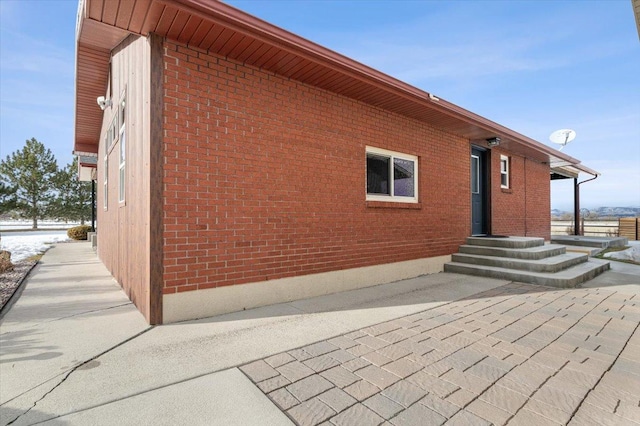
xmin=3 ymin=242 xmax=640 ymax=425
xmin=241 ymin=283 xmax=640 ymax=426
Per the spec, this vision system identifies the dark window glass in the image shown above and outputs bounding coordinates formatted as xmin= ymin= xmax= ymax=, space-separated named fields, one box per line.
xmin=367 ymin=154 xmax=390 ymax=195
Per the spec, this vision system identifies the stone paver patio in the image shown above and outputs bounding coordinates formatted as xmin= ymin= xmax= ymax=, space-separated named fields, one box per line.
xmin=240 ymin=283 xmax=640 ymax=426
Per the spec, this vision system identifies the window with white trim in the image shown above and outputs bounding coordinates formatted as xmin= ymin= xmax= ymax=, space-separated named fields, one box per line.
xmin=366 ymin=147 xmax=418 ymax=203
xmin=118 ymin=93 xmax=126 ymax=203
xmin=103 ymin=133 xmax=108 ymax=210
xmin=103 ymin=110 xmax=118 ymax=210
xmin=500 ymin=155 xmax=509 ymax=188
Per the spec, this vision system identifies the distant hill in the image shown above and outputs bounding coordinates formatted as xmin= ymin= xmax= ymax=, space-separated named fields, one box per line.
xmin=551 ymin=207 xmax=640 ymax=219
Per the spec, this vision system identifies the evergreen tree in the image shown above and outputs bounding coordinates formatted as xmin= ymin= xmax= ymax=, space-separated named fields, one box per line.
xmin=0 ymin=138 xmax=58 ymax=229
xmin=51 ymin=157 xmax=92 ymax=224
xmin=0 ymin=182 xmax=18 ymax=216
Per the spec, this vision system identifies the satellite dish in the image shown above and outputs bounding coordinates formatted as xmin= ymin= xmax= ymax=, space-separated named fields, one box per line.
xmin=549 ymin=129 xmax=576 ymax=151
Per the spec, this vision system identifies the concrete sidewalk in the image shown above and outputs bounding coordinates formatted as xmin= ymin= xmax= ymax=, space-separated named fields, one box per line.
xmin=1 ymin=242 xmax=639 ymax=425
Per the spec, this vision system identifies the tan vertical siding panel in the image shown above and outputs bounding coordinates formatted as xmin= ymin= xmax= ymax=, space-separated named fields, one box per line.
xmin=98 ymin=34 xmax=153 ymax=323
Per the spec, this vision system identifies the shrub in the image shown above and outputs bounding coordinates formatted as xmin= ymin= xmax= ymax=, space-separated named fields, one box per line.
xmin=67 ymin=225 xmax=92 ymax=241
xmin=0 ymin=250 xmax=13 ymax=273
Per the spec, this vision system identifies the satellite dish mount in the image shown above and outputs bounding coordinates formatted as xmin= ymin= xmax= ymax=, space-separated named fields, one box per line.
xmin=549 ymin=129 xmax=576 ymax=151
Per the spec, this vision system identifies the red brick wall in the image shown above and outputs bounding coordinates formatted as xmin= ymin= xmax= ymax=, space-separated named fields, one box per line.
xmin=524 ymin=158 xmax=551 ymax=239
xmin=161 ymin=40 xmax=473 ymax=294
xmin=490 ymin=149 xmax=550 ymax=239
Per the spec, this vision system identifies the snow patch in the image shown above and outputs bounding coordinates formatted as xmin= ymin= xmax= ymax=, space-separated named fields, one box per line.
xmin=603 ymin=245 xmax=640 ymax=263
xmin=0 ymin=220 xmax=80 ymax=231
xmin=0 ymin=231 xmax=70 ymax=262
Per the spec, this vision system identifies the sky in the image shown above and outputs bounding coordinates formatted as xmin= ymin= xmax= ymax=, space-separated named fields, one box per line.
xmin=1 ymin=0 xmax=639 ymax=211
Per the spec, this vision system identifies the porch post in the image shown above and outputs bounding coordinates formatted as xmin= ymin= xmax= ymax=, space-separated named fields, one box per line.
xmin=574 ymin=177 xmax=580 ymax=236
xmin=91 ymin=179 xmax=96 ymax=232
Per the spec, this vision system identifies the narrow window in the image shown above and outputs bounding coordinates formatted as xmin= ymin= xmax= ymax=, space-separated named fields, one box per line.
xmin=366 ymin=147 xmax=418 ymax=203
xmin=118 ymin=94 xmax=126 ymax=203
xmin=500 ymin=155 xmax=509 ymax=189
xmin=103 ymin=134 xmax=108 ymax=210
xmin=112 ymin=116 xmax=118 ymax=140
xmin=471 ymin=155 xmax=479 ymax=194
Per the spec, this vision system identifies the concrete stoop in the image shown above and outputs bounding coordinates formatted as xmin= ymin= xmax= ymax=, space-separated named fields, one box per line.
xmin=444 ymin=236 xmax=610 ymax=288
xmin=551 ymin=235 xmax=628 ymax=249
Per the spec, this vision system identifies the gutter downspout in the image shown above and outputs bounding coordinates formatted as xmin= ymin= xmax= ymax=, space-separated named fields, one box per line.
xmin=573 ymin=174 xmax=599 ymax=236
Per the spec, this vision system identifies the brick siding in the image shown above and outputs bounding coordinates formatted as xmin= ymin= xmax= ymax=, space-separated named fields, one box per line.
xmin=161 ymin=40 xmax=477 ymax=294
xmin=490 ymin=149 xmax=550 ymax=239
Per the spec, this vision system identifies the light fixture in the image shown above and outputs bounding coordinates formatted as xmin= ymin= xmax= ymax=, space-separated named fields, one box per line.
xmin=96 ymin=96 xmax=112 ymax=111
xmin=486 ymin=137 xmax=501 ymax=147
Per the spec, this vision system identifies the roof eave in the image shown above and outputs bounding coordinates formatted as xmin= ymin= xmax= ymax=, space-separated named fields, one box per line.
xmin=73 ymin=2 xmax=131 ymax=154
xmin=73 ymin=0 xmax=599 ymax=178
xmin=164 ymin=0 xmax=598 ymax=174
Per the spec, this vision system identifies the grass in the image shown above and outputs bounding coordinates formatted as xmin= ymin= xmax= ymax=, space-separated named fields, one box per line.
xmin=26 ymin=253 xmax=44 ymax=263
xmin=594 ymin=246 xmax=640 ymax=266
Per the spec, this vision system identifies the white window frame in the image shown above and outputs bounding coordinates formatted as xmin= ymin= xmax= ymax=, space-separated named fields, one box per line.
xmin=103 ymin=108 xmax=118 ymax=210
xmin=103 ymin=134 xmax=108 ymax=210
xmin=471 ymin=155 xmax=480 ymax=194
xmin=500 ymin=155 xmax=509 ymax=189
xmin=366 ymin=146 xmax=418 ymax=203
xmin=118 ymin=92 xmax=126 ymax=204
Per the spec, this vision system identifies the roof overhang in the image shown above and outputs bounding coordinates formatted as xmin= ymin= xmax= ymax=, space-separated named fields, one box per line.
xmin=74 ymin=0 xmax=598 ymax=178
xmin=78 ymin=164 xmax=97 ymax=182
xmin=549 ymin=161 xmax=595 ymax=180
xmin=73 ymin=150 xmax=98 ymax=181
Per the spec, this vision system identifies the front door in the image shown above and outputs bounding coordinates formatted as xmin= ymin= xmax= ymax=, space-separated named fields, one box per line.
xmin=471 ymin=147 xmax=488 ymax=235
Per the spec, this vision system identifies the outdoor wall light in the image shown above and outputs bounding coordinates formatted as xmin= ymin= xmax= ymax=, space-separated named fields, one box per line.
xmin=96 ymin=96 xmax=112 ymax=111
xmin=486 ymin=137 xmax=501 ymax=147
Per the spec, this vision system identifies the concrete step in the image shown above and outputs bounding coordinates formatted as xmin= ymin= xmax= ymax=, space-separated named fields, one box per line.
xmin=563 ymin=245 xmax=603 ymax=257
xmin=459 ymin=244 xmax=567 ymax=260
xmin=551 ymin=235 xmax=628 ymax=249
xmin=451 ymin=252 xmax=588 ymax=273
xmin=444 ymin=258 xmax=610 ymax=288
xmin=467 ymin=236 xmax=545 ymax=249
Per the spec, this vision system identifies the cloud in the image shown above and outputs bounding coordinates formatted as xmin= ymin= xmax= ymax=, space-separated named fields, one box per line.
xmin=0 ymin=28 xmax=74 ymax=77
